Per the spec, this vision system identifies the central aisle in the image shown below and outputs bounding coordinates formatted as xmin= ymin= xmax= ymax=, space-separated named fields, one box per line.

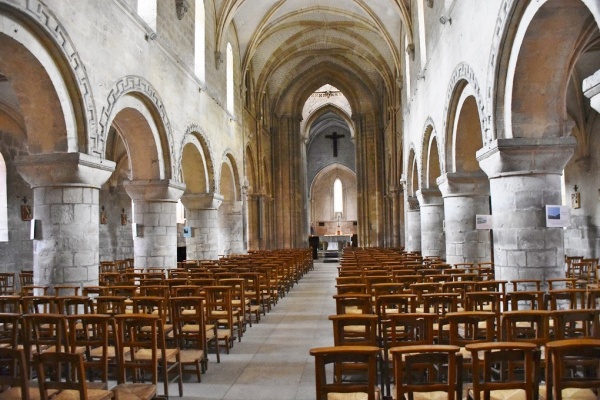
xmin=182 ymin=260 xmax=338 ymax=400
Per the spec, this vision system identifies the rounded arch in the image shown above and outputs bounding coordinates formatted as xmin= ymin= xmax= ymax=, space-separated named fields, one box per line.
xmin=419 ymin=121 xmax=442 ymax=189
xmin=245 ymin=145 xmax=257 ymax=192
xmin=488 ymin=0 xmax=600 ymax=140
xmin=442 ymin=63 xmax=487 ymax=172
xmin=443 ymin=76 xmax=486 ymax=174
xmin=310 ymin=163 xmax=357 ymax=222
xmin=180 ymin=125 xmax=217 ymax=193
xmin=406 ymin=146 xmax=419 ymax=197
xmin=99 ymin=76 xmax=176 ymax=180
xmin=0 ymin=4 xmax=98 ymax=154
xmin=219 ymin=152 xmax=241 ymax=202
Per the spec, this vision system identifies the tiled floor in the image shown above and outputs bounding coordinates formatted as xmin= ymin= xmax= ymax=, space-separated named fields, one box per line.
xmin=176 ymin=260 xmax=338 ymax=400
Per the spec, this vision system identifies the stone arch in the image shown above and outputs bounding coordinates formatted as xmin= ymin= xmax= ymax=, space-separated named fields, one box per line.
xmin=303 ymin=103 xmax=355 ymax=141
xmin=444 ymin=78 xmax=485 ymax=174
xmin=219 ymin=152 xmax=241 ymax=202
xmin=443 ymin=63 xmax=487 ymax=171
xmin=180 ymin=125 xmax=216 ymax=193
xmin=99 ymin=76 xmax=176 ymax=180
xmin=488 ymin=0 xmax=600 ymax=140
xmin=406 ymin=147 xmax=419 ymax=197
xmin=310 ymin=163 xmax=358 ymax=226
xmin=420 ymin=122 xmax=442 ymax=189
xmin=0 ymin=3 xmax=98 ymax=154
xmin=245 ymin=145 xmax=257 ymax=192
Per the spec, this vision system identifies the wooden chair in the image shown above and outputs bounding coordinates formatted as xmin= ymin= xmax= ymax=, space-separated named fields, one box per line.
xmin=444 ymin=311 xmax=496 ymax=369
xmin=504 ymin=291 xmax=546 ymax=311
xmin=381 ymin=313 xmax=437 ymax=396
xmin=310 ymin=346 xmax=380 ymax=400
xmin=113 ymin=314 xmax=180 ymax=399
xmin=170 ymin=296 xmax=215 ymax=380
xmin=545 ymin=338 xmax=600 ymax=400
xmin=22 ymin=314 xmax=69 ymax=377
xmin=0 ymin=348 xmax=41 ymax=400
xmin=204 ymin=286 xmax=240 ymax=353
xmin=35 ymin=352 xmax=114 ymax=400
xmin=466 ymin=341 xmax=540 ymax=400
xmin=65 ymin=314 xmax=113 ymax=390
xmin=94 ymin=296 xmax=128 ymax=316
xmin=57 ymin=296 xmax=94 ymax=316
xmin=391 ymin=344 xmax=463 ymax=400
xmin=21 ymin=296 xmax=57 ymax=314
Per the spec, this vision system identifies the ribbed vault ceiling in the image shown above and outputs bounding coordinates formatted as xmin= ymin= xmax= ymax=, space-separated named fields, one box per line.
xmin=214 ymin=0 xmax=411 ymax=110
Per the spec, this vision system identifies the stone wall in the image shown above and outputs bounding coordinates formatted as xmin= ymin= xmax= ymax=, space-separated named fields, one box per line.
xmin=0 ymin=132 xmax=32 ymax=273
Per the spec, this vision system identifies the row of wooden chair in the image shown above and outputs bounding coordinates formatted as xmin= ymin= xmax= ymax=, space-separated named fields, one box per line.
xmin=311 ymin=338 xmax=600 ymax=400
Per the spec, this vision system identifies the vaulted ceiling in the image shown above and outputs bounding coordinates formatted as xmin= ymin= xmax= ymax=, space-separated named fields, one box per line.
xmin=213 ymin=0 xmax=411 ymax=109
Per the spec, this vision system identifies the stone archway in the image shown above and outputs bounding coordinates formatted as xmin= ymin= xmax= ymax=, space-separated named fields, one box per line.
xmin=218 ymin=153 xmax=243 ymax=256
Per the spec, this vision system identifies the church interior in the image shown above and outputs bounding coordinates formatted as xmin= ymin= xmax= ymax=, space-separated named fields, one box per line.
xmin=1 ymin=0 xmax=600 ymax=399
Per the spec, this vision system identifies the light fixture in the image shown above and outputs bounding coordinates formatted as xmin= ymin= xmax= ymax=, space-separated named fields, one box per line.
xmin=439 ymin=16 xmax=452 ymax=25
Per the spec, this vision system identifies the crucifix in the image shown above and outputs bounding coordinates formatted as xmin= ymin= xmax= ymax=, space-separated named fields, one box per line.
xmin=325 ymin=131 xmax=345 ymax=157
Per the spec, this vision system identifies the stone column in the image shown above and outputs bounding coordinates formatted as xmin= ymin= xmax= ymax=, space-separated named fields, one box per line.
xmin=123 ymin=179 xmax=185 ymax=269
xmin=405 ymin=195 xmax=421 ymax=252
xmin=477 ymin=138 xmax=575 ymax=284
xmin=438 ymin=172 xmax=491 ymax=265
xmin=15 ymin=153 xmax=115 ymax=288
xmin=417 ymin=188 xmax=445 ymax=258
xmin=181 ymin=193 xmax=223 ymax=260
xmin=583 ymin=69 xmax=600 ymax=113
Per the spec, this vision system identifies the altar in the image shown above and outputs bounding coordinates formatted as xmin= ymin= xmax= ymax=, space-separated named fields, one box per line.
xmin=322 ymin=234 xmax=352 ymax=250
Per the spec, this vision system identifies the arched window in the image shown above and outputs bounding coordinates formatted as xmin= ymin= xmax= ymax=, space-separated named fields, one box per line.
xmin=194 ymin=0 xmax=205 ymax=81
xmin=137 ymin=0 xmax=157 ymax=32
xmin=226 ymin=42 xmax=234 ymax=114
xmin=0 ymin=152 xmax=7 ymax=242
xmin=333 ymin=178 xmax=343 ymax=214
xmin=176 ymin=199 xmax=186 ymax=224
xmin=417 ymin=0 xmax=427 ymax=67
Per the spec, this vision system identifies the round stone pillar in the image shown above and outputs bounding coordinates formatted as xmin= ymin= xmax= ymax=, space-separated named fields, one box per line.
xmin=416 ymin=189 xmax=446 ymax=258
xmin=477 ymin=138 xmax=576 ymax=284
xmin=181 ymin=193 xmax=223 ymax=260
xmin=405 ymin=196 xmax=422 ymax=252
xmin=438 ymin=172 xmax=491 ymax=265
xmin=15 ymin=153 xmax=115 ymax=289
xmin=123 ymin=179 xmax=185 ymax=269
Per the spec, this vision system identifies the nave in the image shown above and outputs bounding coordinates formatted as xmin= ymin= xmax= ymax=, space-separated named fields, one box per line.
xmin=176 ymin=261 xmax=337 ymax=400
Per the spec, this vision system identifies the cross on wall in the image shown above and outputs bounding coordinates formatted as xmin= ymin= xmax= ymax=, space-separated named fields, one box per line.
xmin=325 ymin=131 xmax=345 ymax=157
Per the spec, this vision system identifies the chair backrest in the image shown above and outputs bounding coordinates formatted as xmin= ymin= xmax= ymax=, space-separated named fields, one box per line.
xmin=95 ymin=296 xmax=128 ymax=316
xmin=546 ymin=338 xmax=600 ymax=400
xmin=552 ymin=309 xmax=600 ymax=340
xmin=113 ymin=314 xmax=162 ymax=386
xmin=391 ymin=344 xmax=463 ymax=400
xmin=445 ymin=311 xmax=496 ymax=347
xmin=22 ymin=314 xmax=69 ymax=358
xmin=21 ymin=296 xmax=57 ymax=314
xmin=333 ymin=294 xmax=372 ymax=315
xmin=35 ymin=352 xmax=90 ymax=400
xmin=505 ymin=291 xmax=545 ymax=311
xmin=0 ymin=313 xmax=21 ymax=349
xmin=0 ymin=273 xmax=15 ymax=295
xmin=466 ymin=341 xmax=540 ymax=400
xmin=66 ymin=314 xmax=112 ymax=386
xmin=383 ymin=313 xmax=437 ymax=348
xmin=170 ymin=296 xmax=206 ymax=349
xmin=0 ymin=295 xmax=22 ymax=313
xmin=0 ymin=348 xmax=30 ymax=400
xmin=545 ymin=289 xmax=587 ymax=310
xmin=501 ymin=310 xmax=550 ymax=348
xmin=329 ymin=314 xmax=379 ymax=347
xmin=57 ymin=296 xmax=94 ymax=315
xmin=309 ymin=345 xmax=380 ymax=400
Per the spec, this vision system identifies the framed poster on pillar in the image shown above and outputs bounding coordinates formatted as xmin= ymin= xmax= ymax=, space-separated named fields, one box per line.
xmin=546 ymin=205 xmax=569 ymax=228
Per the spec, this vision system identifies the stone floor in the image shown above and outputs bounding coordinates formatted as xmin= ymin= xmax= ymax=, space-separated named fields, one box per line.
xmin=175 ymin=260 xmax=337 ymax=400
